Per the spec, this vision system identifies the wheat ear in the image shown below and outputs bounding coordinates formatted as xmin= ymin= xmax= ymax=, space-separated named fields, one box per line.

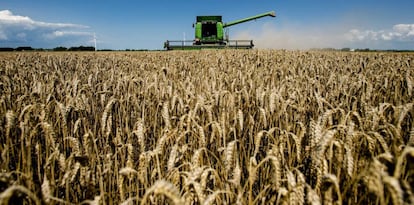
xmin=41 ymin=175 xmax=51 ymax=203
xmin=142 ymin=180 xmax=183 ymax=205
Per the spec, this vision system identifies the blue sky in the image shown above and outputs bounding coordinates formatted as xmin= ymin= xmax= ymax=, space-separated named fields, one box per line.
xmin=1 ymin=0 xmax=414 ymax=50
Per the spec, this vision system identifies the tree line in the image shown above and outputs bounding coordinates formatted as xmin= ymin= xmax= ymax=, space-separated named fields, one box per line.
xmin=1 ymin=46 xmax=412 ymax=52
xmin=0 ymin=46 xmax=96 ymax=52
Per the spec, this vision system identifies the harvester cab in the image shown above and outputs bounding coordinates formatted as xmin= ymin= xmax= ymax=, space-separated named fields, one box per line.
xmin=164 ymin=11 xmax=276 ymax=50
xmin=193 ymin=16 xmax=225 ymax=45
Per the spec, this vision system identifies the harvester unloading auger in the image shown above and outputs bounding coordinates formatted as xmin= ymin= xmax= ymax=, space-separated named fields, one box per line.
xmin=164 ymin=11 xmax=276 ymax=50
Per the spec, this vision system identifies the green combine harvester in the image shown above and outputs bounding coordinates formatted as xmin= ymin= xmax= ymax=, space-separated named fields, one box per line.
xmin=164 ymin=11 xmax=276 ymax=50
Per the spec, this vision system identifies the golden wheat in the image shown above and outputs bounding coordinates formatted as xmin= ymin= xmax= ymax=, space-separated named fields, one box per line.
xmin=0 ymin=50 xmax=413 ymax=204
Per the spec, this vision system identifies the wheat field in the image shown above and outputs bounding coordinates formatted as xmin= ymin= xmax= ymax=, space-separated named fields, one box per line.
xmin=0 ymin=50 xmax=413 ymax=204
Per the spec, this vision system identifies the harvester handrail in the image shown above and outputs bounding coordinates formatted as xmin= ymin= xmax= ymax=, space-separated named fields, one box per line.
xmin=164 ymin=40 xmax=253 ymax=50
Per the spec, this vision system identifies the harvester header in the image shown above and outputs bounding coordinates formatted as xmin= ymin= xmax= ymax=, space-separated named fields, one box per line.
xmin=164 ymin=11 xmax=276 ymax=50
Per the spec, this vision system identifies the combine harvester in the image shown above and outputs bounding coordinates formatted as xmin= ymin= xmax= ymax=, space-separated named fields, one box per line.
xmin=164 ymin=11 xmax=276 ymax=50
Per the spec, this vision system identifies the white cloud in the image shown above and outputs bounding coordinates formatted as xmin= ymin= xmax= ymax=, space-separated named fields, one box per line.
xmin=232 ymin=22 xmax=414 ymax=50
xmin=345 ymin=24 xmax=414 ymax=42
xmin=45 ymin=30 xmax=93 ymax=39
xmin=0 ymin=10 xmax=93 ymax=47
xmin=393 ymin=24 xmax=414 ymax=33
xmin=0 ymin=10 xmax=87 ymax=30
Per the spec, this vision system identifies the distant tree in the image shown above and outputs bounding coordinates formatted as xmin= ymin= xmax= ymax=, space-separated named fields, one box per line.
xmin=0 ymin=47 xmax=14 ymax=52
xmin=341 ymin=48 xmax=351 ymax=52
xmin=16 ymin=46 xmax=34 ymax=51
xmin=81 ymin=46 xmax=95 ymax=51
xmin=68 ymin=46 xmax=95 ymax=51
xmin=355 ymin=48 xmax=371 ymax=52
xmin=53 ymin=46 xmax=68 ymax=51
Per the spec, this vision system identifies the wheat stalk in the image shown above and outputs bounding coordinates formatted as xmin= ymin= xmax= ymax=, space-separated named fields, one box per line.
xmin=383 ymin=176 xmax=403 ymax=205
xmin=1 ymin=50 xmax=412 ymax=204
xmin=0 ymin=185 xmax=41 ymax=205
